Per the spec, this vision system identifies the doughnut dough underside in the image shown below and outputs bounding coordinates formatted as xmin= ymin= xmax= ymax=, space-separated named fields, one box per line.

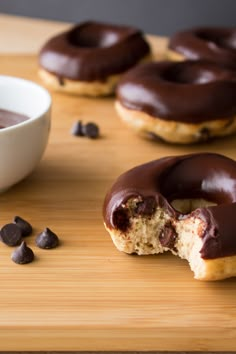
xmin=105 ymin=197 xmax=236 ymax=281
xmin=39 ymin=68 xmax=119 ymax=97
xmin=115 ymin=101 xmax=236 ymax=144
xmin=39 ymin=55 xmax=151 ymax=97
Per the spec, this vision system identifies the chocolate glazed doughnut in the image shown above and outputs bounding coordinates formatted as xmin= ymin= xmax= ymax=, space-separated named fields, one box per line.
xmin=39 ymin=21 xmax=150 ymax=96
xmin=167 ymin=27 xmax=236 ymax=70
xmin=103 ymin=153 xmax=236 ymax=280
xmin=115 ymin=60 xmax=236 ymax=144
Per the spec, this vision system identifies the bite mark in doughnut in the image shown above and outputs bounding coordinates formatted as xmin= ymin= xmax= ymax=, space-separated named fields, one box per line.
xmin=167 ymin=27 xmax=236 ymax=70
xmin=115 ymin=60 xmax=236 ymax=144
xmin=103 ymin=153 xmax=236 ymax=280
xmin=39 ymin=21 xmax=151 ymax=96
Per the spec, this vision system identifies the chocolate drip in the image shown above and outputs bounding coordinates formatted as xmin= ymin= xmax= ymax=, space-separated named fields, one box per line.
xmin=193 ymin=204 xmax=236 ymax=259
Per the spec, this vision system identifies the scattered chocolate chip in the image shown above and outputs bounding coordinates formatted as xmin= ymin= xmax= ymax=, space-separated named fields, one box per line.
xmin=0 ymin=223 xmax=22 ymax=246
xmin=13 ymin=216 xmax=33 ymax=237
xmin=71 ymin=120 xmax=85 ymax=136
xmin=159 ymin=223 xmax=177 ymax=249
xmin=135 ymin=196 xmax=157 ymax=216
xmin=112 ymin=208 xmax=130 ymax=232
xmin=35 ymin=227 xmax=59 ymax=249
xmin=71 ymin=121 xmax=99 ymax=138
xmin=58 ymin=76 xmax=65 ymax=86
xmin=82 ymin=122 xmax=99 ymax=139
xmin=11 ymin=241 xmax=34 ymax=264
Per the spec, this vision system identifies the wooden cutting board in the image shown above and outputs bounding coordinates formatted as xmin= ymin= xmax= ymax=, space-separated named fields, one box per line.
xmin=0 ymin=37 xmax=236 ymax=351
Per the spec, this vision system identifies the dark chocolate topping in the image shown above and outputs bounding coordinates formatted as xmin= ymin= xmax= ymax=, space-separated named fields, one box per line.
xmin=39 ymin=21 xmax=150 ymax=81
xmin=0 ymin=109 xmax=29 ymax=129
xmin=116 ymin=60 xmax=236 ymax=123
xmin=103 ymin=153 xmax=236 ymax=259
xmin=169 ymin=27 xmax=236 ymax=70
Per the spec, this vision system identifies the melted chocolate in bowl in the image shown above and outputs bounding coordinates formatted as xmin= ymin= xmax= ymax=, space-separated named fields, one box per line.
xmin=0 ymin=109 xmax=29 ymax=129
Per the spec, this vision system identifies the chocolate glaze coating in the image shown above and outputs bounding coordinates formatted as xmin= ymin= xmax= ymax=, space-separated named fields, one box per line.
xmin=103 ymin=153 xmax=236 ymax=259
xmin=168 ymin=27 xmax=236 ymax=70
xmin=39 ymin=21 xmax=150 ymax=82
xmin=116 ymin=61 xmax=236 ymax=123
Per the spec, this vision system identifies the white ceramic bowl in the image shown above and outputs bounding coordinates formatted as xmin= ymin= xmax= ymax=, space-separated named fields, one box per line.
xmin=0 ymin=75 xmax=51 ymax=192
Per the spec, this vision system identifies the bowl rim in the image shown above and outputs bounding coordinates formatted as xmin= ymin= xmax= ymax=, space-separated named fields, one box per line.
xmin=0 ymin=75 xmax=51 ymax=134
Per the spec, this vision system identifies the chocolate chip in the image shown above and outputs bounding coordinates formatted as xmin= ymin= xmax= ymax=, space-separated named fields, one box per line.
xmin=11 ymin=241 xmax=34 ymax=264
xmin=82 ymin=122 xmax=99 ymax=139
xmin=146 ymin=132 xmax=165 ymax=142
xmin=13 ymin=216 xmax=32 ymax=237
xmin=71 ymin=121 xmax=85 ymax=136
xmin=35 ymin=227 xmax=59 ymax=249
xmin=58 ymin=76 xmax=65 ymax=86
xmin=197 ymin=127 xmax=210 ymax=142
xmin=71 ymin=121 xmax=100 ymax=139
xmin=0 ymin=223 xmax=22 ymax=246
xmin=135 ymin=196 xmax=157 ymax=216
xmin=112 ymin=208 xmax=130 ymax=232
xmin=159 ymin=223 xmax=177 ymax=249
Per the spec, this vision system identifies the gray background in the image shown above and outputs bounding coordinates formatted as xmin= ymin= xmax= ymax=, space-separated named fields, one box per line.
xmin=0 ymin=0 xmax=235 ymax=36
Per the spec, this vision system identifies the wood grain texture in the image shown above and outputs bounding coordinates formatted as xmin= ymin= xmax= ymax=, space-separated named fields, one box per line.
xmin=0 ymin=14 xmax=71 ymax=53
xmin=0 ymin=37 xmax=236 ymax=351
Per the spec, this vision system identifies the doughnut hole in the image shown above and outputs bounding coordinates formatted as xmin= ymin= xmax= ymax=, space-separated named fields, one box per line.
xmin=171 ymin=198 xmax=216 ymax=214
xmin=68 ymin=24 xmax=124 ymax=48
xmin=195 ymin=29 xmax=236 ymax=51
xmin=161 ymin=61 xmax=232 ymax=85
